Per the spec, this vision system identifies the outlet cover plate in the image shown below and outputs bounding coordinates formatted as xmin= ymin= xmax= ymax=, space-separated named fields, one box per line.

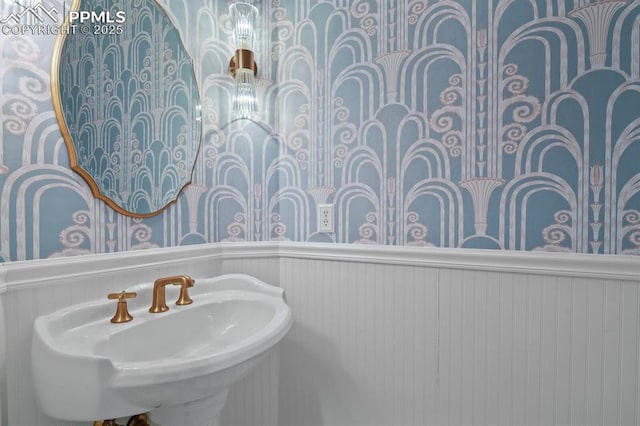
xmin=318 ymin=204 xmax=334 ymax=233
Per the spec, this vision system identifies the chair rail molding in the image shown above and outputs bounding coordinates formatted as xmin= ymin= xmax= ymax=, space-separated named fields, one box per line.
xmin=2 ymin=242 xmax=640 ymax=291
xmin=2 ymin=244 xmax=223 ymax=291
xmin=220 ymin=242 xmax=640 ymax=281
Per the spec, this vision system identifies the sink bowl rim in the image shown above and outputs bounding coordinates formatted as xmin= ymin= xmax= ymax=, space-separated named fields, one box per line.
xmin=108 ymin=293 xmax=291 ymax=387
xmin=33 ymin=273 xmax=292 ymax=388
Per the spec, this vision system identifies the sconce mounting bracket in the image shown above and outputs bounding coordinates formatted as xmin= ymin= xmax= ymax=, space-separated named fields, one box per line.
xmin=229 ymin=48 xmax=258 ymax=77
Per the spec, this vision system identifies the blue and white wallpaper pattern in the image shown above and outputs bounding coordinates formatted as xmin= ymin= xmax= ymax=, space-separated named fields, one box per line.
xmin=1 ymin=0 xmax=639 ymax=261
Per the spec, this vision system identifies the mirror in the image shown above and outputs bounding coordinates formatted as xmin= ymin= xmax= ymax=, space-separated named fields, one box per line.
xmin=51 ymin=0 xmax=202 ymax=217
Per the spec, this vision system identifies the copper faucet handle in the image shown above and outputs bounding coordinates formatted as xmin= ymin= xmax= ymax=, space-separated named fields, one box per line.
xmin=175 ymin=275 xmax=195 ymax=306
xmin=107 ymin=291 xmax=137 ymax=302
xmin=107 ymin=291 xmax=137 ymax=323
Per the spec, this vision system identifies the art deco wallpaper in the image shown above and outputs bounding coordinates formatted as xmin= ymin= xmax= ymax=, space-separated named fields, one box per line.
xmin=1 ymin=0 xmax=639 ymax=261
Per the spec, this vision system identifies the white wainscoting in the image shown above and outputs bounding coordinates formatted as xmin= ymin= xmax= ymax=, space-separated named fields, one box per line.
xmin=1 ymin=243 xmax=640 ymax=426
xmin=225 ymin=244 xmax=640 ymax=426
xmin=0 ymin=244 xmax=225 ymax=426
xmin=0 ymin=269 xmax=6 ymax=426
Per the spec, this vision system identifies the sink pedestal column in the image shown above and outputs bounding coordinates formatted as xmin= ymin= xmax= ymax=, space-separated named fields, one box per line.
xmin=148 ymin=390 xmax=229 ymax=426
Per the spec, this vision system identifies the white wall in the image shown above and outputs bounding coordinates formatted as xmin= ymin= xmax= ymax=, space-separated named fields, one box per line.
xmin=2 ymin=243 xmax=640 ymax=425
xmin=226 ymin=244 xmax=640 ymax=426
xmin=274 ymin=253 xmax=640 ymax=425
xmin=0 ymin=267 xmax=6 ymax=426
xmin=220 ymin=254 xmax=281 ymax=426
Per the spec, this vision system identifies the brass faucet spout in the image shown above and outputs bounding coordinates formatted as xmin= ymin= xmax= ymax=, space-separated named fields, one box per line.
xmin=149 ymin=275 xmax=195 ymax=313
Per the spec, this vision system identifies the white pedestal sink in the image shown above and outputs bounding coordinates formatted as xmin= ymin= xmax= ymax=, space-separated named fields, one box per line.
xmin=31 ymin=274 xmax=292 ymax=425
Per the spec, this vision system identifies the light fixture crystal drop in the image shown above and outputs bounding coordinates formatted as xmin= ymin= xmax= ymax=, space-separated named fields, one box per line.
xmin=232 ymin=68 xmax=258 ymax=119
xmin=230 ymin=2 xmax=259 ymax=51
xmin=229 ymin=1 xmax=259 ymax=119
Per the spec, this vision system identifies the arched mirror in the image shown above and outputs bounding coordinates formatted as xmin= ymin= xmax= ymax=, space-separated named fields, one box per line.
xmin=52 ymin=0 xmax=202 ymax=217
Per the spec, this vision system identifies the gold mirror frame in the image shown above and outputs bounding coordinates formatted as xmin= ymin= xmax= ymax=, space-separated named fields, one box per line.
xmin=51 ymin=0 xmax=202 ymax=218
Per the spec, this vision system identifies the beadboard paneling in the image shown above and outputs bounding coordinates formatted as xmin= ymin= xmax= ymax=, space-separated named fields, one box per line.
xmin=220 ymin=347 xmax=280 ymax=426
xmin=0 ymin=284 xmax=5 ymax=426
xmin=219 ymin=256 xmax=281 ymax=426
xmin=272 ymin=252 xmax=640 ymax=426
xmin=2 ymin=243 xmax=640 ymax=426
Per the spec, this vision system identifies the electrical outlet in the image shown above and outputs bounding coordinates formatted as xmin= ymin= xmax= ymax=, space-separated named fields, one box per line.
xmin=318 ymin=204 xmax=334 ymax=233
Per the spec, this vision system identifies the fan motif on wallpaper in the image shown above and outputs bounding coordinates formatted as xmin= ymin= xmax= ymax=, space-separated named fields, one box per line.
xmin=1 ymin=0 xmax=640 ymax=260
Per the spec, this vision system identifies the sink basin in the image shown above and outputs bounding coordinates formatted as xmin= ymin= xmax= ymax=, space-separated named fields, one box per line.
xmin=31 ymin=274 xmax=292 ymax=424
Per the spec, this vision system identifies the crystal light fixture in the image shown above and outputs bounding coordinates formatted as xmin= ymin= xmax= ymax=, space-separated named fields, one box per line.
xmin=229 ymin=1 xmax=259 ymax=119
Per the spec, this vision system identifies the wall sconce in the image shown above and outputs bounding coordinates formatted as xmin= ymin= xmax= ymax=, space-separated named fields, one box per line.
xmin=229 ymin=1 xmax=259 ymax=119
